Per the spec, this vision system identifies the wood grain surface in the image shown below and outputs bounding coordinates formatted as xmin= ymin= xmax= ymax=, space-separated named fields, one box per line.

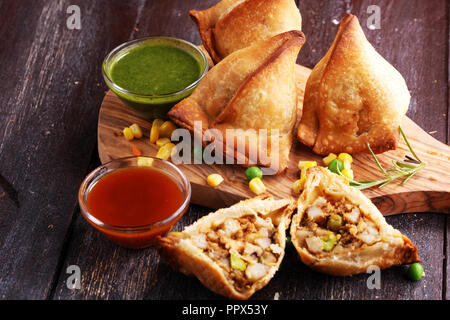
xmin=0 ymin=0 xmax=448 ymax=300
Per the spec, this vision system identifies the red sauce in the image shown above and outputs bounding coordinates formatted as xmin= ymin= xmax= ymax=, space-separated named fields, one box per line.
xmin=84 ymin=166 xmax=186 ymax=248
xmin=87 ymin=167 xmax=184 ymax=227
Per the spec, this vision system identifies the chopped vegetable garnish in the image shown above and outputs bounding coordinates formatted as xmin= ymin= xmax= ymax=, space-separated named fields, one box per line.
xmin=129 ymin=123 xmax=143 ymax=139
xmin=159 ymin=121 xmax=177 ymax=138
xmin=245 ymin=166 xmax=263 ymax=181
xmin=132 ymin=144 xmax=142 ymax=156
xmin=298 ymin=161 xmax=317 ymax=171
xmin=230 ymin=253 xmax=247 ymax=271
xmin=345 ymin=126 xmax=427 ymax=190
xmin=407 ymin=262 xmax=424 ymax=281
xmin=156 ymin=137 xmax=171 ymax=147
xmin=249 ymin=177 xmax=266 ymax=195
xmin=137 ymin=157 xmax=154 ymax=167
xmin=341 ymin=168 xmax=354 ymax=180
xmin=123 ymin=127 xmax=134 ymax=141
xmin=156 ymin=142 xmax=175 ymax=161
xmin=328 ymin=158 xmax=344 ymax=174
xmin=322 ymin=153 xmax=337 ymax=166
xmin=150 ymin=119 xmax=164 ymax=143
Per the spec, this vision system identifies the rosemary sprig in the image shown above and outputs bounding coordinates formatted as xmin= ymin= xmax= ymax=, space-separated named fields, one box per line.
xmin=341 ymin=126 xmax=427 ymax=190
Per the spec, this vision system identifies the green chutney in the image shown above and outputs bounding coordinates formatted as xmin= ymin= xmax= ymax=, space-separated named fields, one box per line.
xmin=111 ymin=45 xmax=201 ymax=95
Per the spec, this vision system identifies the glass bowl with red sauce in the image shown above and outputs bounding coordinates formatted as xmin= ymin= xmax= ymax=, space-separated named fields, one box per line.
xmin=78 ymin=156 xmax=191 ymax=249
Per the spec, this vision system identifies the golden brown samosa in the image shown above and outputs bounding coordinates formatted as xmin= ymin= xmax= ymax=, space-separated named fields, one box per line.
xmin=156 ymin=195 xmax=296 ymax=300
xmin=297 ymin=14 xmax=410 ymax=155
xmin=290 ymin=167 xmax=419 ymax=276
xmin=168 ymin=31 xmax=305 ymax=173
xmin=190 ymin=0 xmax=302 ymax=63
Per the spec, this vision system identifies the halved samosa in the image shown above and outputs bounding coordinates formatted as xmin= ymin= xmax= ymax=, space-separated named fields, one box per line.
xmin=297 ymin=14 xmax=410 ymax=155
xmin=290 ymin=167 xmax=419 ymax=276
xmin=169 ymin=31 xmax=305 ymax=173
xmin=156 ymin=195 xmax=295 ymax=300
xmin=190 ymin=0 xmax=302 ymax=63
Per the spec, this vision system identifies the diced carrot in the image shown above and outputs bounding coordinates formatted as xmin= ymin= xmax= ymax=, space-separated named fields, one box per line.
xmin=132 ymin=144 xmax=142 ymax=156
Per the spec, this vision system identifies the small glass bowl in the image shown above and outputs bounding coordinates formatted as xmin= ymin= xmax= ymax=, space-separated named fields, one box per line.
xmin=102 ymin=37 xmax=209 ymax=120
xmin=78 ymin=157 xmax=191 ymax=249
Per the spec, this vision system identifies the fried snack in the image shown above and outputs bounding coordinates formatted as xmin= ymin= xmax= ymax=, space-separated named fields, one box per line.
xmin=297 ymin=14 xmax=410 ymax=155
xmin=190 ymin=0 xmax=302 ymax=63
xmin=168 ymin=31 xmax=305 ymax=174
xmin=156 ymin=195 xmax=296 ymax=300
xmin=290 ymin=167 xmax=419 ymax=276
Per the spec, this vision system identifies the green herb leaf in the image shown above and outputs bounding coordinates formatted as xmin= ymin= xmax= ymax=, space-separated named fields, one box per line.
xmin=337 ymin=126 xmax=426 ymax=190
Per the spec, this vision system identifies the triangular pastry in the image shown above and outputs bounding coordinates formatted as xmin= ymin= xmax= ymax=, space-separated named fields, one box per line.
xmin=297 ymin=14 xmax=410 ymax=155
xmin=190 ymin=0 xmax=302 ymax=63
xmin=169 ymin=31 xmax=305 ymax=173
xmin=290 ymin=167 xmax=419 ymax=276
xmin=156 ymin=195 xmax=296 ymax=300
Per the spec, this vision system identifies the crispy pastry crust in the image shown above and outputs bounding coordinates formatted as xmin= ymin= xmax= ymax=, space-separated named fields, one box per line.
xmin=290 ymin=167 xmax=419 ymax=276
xmin=156 ymin=195 xmax=296 ymax=300
xmin=189 ymin=0 xmax=302 ymax=63
xmin=297 ymin=14 xmax=410 ymax=155
xmin=168 ymin=31 xmax=305 ymax=174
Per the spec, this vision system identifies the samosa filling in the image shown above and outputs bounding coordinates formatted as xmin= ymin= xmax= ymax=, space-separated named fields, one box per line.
xmin=296 ymin=195 xmax=381 ymax=256
xmin=191 ymin=214 xmax=282 ymax=292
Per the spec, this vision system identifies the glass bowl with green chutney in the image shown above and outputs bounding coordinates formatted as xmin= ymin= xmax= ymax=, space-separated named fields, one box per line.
xmin=102 ymin=37 xmax=209 ymax=120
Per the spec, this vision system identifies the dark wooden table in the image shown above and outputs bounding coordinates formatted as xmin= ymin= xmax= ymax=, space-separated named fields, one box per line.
xmin=0 ymin=0 xmax=448 ymax=300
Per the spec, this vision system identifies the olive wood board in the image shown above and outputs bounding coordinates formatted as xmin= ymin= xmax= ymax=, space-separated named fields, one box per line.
xmin=98 ymin=64 xmax=450 ymax=216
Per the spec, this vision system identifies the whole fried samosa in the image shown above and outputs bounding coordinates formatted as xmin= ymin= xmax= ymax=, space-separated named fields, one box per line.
xmin=190 ymin=0 xmax=302 ymax=63
xmin=297 ymin=14 xmax=410 ymax=155
xmin=290 ymin=167 xmax=419 ymax=276
xmin=169 ymin=31 xmax=306 ymax=174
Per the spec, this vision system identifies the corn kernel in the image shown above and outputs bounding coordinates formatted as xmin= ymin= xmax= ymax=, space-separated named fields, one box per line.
xmin=156 ymin=137 xmax=171 ymax=147
xmin=207 ymin=173 xmax=224 ymax=187
xmin=249 ymin=177 xmax=266 ymax=195
xmin=137 ymin=157 xmax=154 ymax=167
xmin=298 ymin=161 xmax=317 ymax=171
xmin=159 ymin=121 xmax=177 ymax=138
xmin=323 ymin=153 xmax=337 ymax=166
xmin=338 ymin=153 xmax=353 ymax=169
xmin=123 ymin=127 xmax=134 ymax=141
xmin=341 ymin=168 xmax=354 ymax=180
xmin=129 ymin=123 xmax=143 ymax=139
xmin=156 ymin=142 xmax=175 ymax=161
xmin=150 ymin=119 xmax=164 ymax=143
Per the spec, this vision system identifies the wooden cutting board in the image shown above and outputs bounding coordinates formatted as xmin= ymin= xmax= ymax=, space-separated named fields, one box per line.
xmin=97 ymin=64 xmax=450 ymax=215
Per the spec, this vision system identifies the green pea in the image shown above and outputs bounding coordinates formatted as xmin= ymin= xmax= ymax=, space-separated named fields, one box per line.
xmin=407 ymin=263 xmax=424 ymax=281
xmin=328 ymin=159 xmax=344 ymax=174
xmin=245 ymin=166 xmax=263 ymax=181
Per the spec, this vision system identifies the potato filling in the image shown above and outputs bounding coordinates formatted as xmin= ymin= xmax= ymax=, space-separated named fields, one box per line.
xmin=191 ymin=214 xmax=282 ymax=292
xmin=297 ymin=195 xmax=381 ymax=256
